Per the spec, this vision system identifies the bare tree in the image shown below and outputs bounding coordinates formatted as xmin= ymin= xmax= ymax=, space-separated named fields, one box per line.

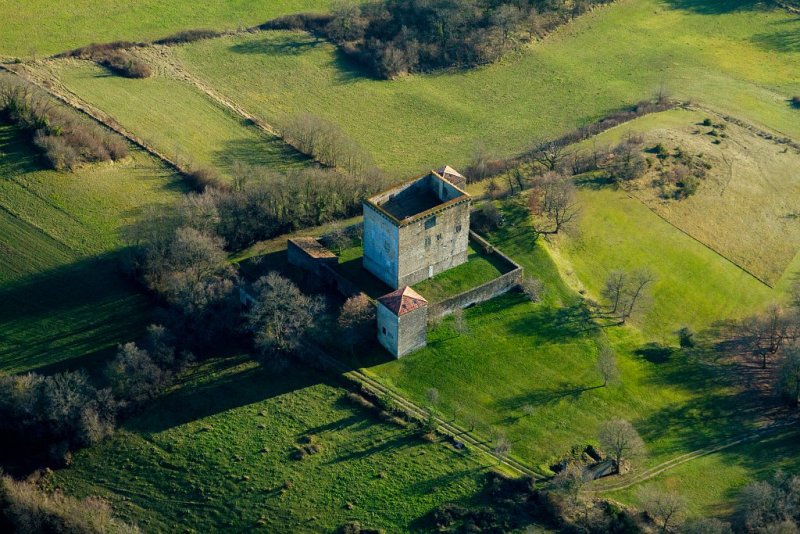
xmin=741 ymin=304 xmax=797 ymax=369
xmin=338 ymin=294 xmax=375 ymax=352
xmin=778 ymin=346 xmax=800 ymax=407
xmin=530 ymin=140 xmax=572 ymax=172
xmin=528 ymin=173 xmax=580 ymax=235
xmin=598 ymin=419 xmax=645 ymax=474
xmin=553 ymin=463 xmax=591 ymax=507
xmin=638 ymin=486 xmax=687 ymax=533
xmin=245 ymin=272 xmax=323 ymax=356
xmin=520 ymin=276 xmax=545 ymax=303
xmin=620 ymin=269 xmax=656 ymax=324
xmin=597 ymin=346 xmax=620 ymax=387
xmin=493 ymin=434 xmax=511 ymax=464
xmin=600 ymin=269 xmax=655 ymax=324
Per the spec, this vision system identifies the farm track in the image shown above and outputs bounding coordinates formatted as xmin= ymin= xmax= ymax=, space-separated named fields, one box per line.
xmin=594 ymin=420 xmax=798 ymax=492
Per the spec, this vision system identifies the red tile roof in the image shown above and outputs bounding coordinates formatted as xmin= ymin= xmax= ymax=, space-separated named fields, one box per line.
xmin=378 ymin=286 xmax=428 ymax=316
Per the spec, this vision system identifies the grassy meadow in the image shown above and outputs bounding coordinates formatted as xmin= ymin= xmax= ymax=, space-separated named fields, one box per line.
xmin=0 ymin=0 xmax=354 ymax=57
xmin=50 ymin=358 xmax=491 ymax=532
xmin=0 ymin=122 xmax=183 ymax=373
xmin=171 ymin=0 xmax=800 ymax=177
xmin=55 ymin=60 xmax=308 ymax=180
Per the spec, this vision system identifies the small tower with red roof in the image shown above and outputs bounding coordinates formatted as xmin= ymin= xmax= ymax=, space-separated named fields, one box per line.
xmin=376 ymin=286 xmax=428 ymax=357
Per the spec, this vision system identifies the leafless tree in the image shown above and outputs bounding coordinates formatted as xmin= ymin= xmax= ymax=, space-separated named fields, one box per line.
xmin=597 ymin=346 xmax=620 ymax=386
xmin=740 ymin=304 xmax=798 ymax=369
xmin=553 ymin=463 xmax=591 ymax=506
xmin=528 ymin=172 xmax=580 ymax=235
xmin=493 ymin=434 xmax=511 ymax=464
xmin=600 ymin=269 xmax=655 ymax=324
xmin=520 ymin=276 xmax=545 ymax=303
xmin=679 ymin=517 xmax=732 ymax=534
xmin=338 ymin=294 xmax=375 ymax=352
xmin=425 ymin=387 xmax=440 ymax=408
xmin=598 ymin=418 xmax=646 ymax=474
xmin=638 ymin=486 xmax=687 ymax=533
xmin=530 ymin=140 xmax=573 ymax=172
xmin=245 ymin=272 xmax=323 ymax=356
xmin=778 ymin=346 xmax=800 ymax=407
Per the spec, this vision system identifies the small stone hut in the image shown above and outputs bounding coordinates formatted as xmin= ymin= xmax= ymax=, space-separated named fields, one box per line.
xmin=376 ymin=286 xmax=428 ymax=358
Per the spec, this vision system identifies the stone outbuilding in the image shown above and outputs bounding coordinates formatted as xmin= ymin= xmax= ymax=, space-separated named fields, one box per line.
xmin=363 ymin=167 xmax=471 ymax=289
xmin=376 ymin=286 xmax=428 ymax=358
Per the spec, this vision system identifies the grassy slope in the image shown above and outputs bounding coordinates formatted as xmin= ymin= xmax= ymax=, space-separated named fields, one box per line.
xmin=175 ymin=0 xmax=800 ymax=177
xmin=55 ymin=60 xmax=308 ymax=179
xmin=0 ymin=0 xmax=350 ymax=57
xmin=0 ymin=122 xmax=182 ymax=373
xmin=365 ymin=202 xmax=760 ymax=474
xmin=610 ymin=427 xmax=800 ymax=519
xmin=562 ymin=107 xmax=800 ymax=286
xmin=51 ymin=358 xmax=488 ymax=532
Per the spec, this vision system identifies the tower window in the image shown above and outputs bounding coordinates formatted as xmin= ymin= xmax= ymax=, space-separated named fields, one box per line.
xmin=455 ymin=224 xmax=462 ymax=233
xmin=425 ymin=216 xmax=437 ymax=230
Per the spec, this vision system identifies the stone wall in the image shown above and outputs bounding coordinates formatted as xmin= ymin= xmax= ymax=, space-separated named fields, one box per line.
xmin=363 ymin=202 xmax=400 ymax=287
xmin=428 ymin=231 xmax=523 ymax=318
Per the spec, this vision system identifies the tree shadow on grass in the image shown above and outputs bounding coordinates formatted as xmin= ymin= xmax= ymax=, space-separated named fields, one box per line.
xmin=661 ymin=0 xmax=771 ymax=14
xmin=325 ymin=431 xmax=418 ymax=465
xmin=752 ymin=27 xmax=800 ymax=54
xmin=0 ymin=252 xmax=152 ymax=375
xmin=229 ymin=34 xmax=325 ymax=56
xmin=128 ymin=359 xmax=332 ymax=434
xmin=506 ymin=300 xmax=599 ymax=341
xmin=212 ymin=134 xmax=310 ymax=174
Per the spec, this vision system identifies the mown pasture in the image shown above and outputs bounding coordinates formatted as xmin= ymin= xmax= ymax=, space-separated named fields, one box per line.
xmin=0 ymin=0 xmax=354 ymax=57
xmin=171 ymin=0 xmax=800 ymax=176
xmin=50 ymin=357 xmax=492 ymax=532
xmin=0 ymin=121 xmax=183 ymax=373
xmin=54 ymin=60 xmax=309 ymax=180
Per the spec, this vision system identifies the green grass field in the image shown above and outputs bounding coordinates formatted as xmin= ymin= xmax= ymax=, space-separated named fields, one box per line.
xmin=356 ymin=201 xmax=763 ymax=475
xmin=172 ymin=0 xmax=800 ymax=177
xmin=0 ymin=122 xmax=183 ymax=373
xmin=50 ymin=357 xmax=491 ymax=532
xmin=0 ymin=0 xmax=353 ymax=57
xmin=54 ymin=60 xmax=308 ymax=179
xmin=609 ymin=427 xmax=800 ymax=519
xmin=559 ymin=108 xmax=800 ymax=286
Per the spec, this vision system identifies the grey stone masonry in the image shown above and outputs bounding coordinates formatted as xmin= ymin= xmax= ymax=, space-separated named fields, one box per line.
xmin=363 ymin=168 xmax=471 ymax=289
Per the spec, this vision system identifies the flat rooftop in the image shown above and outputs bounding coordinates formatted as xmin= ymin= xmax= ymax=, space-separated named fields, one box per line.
xmin=367 ymin=169 xmax=470 ymax=223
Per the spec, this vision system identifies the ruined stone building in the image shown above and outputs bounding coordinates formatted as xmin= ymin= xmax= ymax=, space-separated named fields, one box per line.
xmin=363 ymin=166 xmax=471 ymax=289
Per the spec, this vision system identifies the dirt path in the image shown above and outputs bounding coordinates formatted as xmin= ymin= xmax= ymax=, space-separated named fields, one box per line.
xmin=594 ymin=420 xmax=797 ymax=492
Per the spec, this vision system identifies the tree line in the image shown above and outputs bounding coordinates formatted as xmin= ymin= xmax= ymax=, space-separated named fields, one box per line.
xmin=0 ymin=75 xmax=129 ymax=170
xmin=271 ymin=0 xmax=612 ymax=79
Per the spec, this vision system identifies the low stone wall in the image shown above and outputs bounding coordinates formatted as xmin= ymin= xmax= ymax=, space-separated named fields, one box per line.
xmin=428 ymin=231 xmax=523 ymax=318
xmin=429 ymin=267 xmax=522 ymax=318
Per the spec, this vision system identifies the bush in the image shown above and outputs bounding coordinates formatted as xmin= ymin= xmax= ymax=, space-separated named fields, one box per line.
xmin=98 ymin=50 xmax=152 ymax=78
xmin=154 ymin=29 xmax=221 ymax=45
xmin=185 ymin=166 xmax=225 ymax=191
xmin=0 ymin=475 xmax=139 ymax=534
xmin=0 ymin=75 xmax=129 ymax=169
xmin=281 ymin=113 xmax=375 ymax=175
xmin=791 ymin=96 xmax=800 ymax=109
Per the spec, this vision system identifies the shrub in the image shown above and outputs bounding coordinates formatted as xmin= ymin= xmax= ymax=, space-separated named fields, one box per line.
xmin=185 ymin=166 xmax=225 ymax=191
xmin=0 ymin=475 xmax=139 ymax=534
xmin=154 ymin=29 xmax=221 ymax=45
xmin=0 ymin=75 xmax=128 ymax=169
xmin=791 ymin=96 xmax=800 ymax=109
xmin=98 ymin=50 xmax=152 ymax=78
xmin=520 ymin=276 xmax=545 ymax=302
